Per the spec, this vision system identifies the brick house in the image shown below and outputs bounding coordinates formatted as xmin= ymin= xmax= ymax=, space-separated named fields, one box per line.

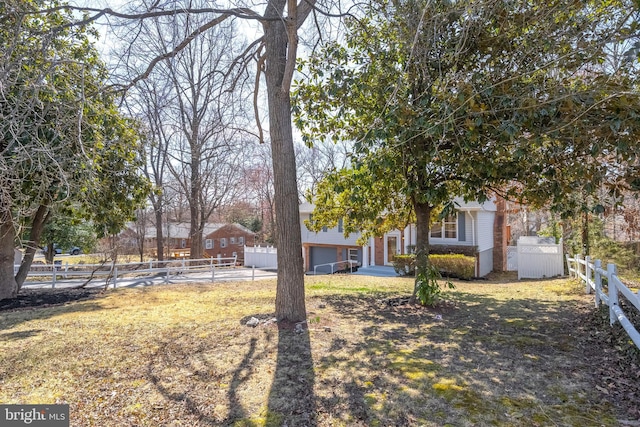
xmin=203 ymin=223 xmax=256 ymax=261
xmin=116 ymin=222 xmax=255 ymax=260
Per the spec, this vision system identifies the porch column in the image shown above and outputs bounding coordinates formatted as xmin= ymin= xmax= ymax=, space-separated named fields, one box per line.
xmin=362 ymin=245 xmax=369 ymax=268
xmin=370 ymin=237 xmax=376 ymax=266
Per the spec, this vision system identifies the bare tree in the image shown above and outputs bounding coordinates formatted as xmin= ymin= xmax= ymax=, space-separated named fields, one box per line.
xmin=56 ymin=0 xmax=344 ymax=320
xmin=120 ymin=2 xmax=249 ymax=260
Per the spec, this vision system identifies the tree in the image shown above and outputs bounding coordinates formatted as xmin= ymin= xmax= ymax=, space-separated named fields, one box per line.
xmin=0 ymin=0 xmax=150 ymax=300
xmin=121 ymin=6 xmax=249 ymax=260
xmin=46 ymin=0 xmax=354 ymax=320
xmin=294 ymin=0 xmax=640 ymax=303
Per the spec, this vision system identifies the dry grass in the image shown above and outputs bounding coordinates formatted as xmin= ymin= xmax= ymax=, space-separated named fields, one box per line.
xmin=0 ymin=274 xmax=630 ymax=426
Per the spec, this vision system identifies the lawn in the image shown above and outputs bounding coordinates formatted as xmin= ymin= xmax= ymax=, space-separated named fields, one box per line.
xmin=0 ymin=274 xmax=638 ymax=426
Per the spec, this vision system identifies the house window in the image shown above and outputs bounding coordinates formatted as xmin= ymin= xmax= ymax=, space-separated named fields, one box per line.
xmin=181 ymin=239 xmax=187 ymax=248
xmin=232 ymin=251 xmax=237 ymax=257
xmin=205 ymin=239 xmax=213 ymax=250
xmin=238 ymin=236 xmax=244 ymax=245
xmin=431 ymin=214 xmax=457 ymax=239
xmin=348 ymin=248 xmax=358 ymax=262
xmin=221 ymin=238 xmax=227 ymax=248
xmin=338 ymin=218 xmax=344 ymax=233
xmin=230 ymin=237 xmax=236 ymax=244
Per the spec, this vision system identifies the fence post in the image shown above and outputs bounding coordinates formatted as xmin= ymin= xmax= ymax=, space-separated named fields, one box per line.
xmin=211 ymin=264 xmax=215 ymax=283
xmin=585 ymin=256 xmax=591 ymax=294
xmin=594 ymin=259 xmax=602 ymax=307
xmin=575 ymin=254 xmax=582 ymax=287
xmin=113 ymin=267 xmax=118 ymax=289
xmin=182 ymin=258 xmax=185 ymax=273
xmin=165 ymin=267 xmax=169 ymax=284
xmin=64 ymin=262 xmax=69 ymax=279
xmin=150 ymin=260 xmax=153 ymax=270
xmin=565 ymin=254 xmax=572 ymax=277
xmin=252 ymin=265 xmax=255 ymax=281
xmin=52 ymin=265 xmax=56 ymax=289
xmin=608 ymin=263 xmax=618 ymax=326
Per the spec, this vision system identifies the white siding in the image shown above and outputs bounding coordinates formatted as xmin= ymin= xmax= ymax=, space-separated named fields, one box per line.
xmin=476 ymin=211 xmax=495 ymax=252
xmin=300 ymin=214 xmax=361 ymax=246
xmin=477 ymin=248 xmax=493 ymax=277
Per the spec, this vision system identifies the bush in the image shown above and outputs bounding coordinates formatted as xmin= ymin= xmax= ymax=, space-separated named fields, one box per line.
xmin=392 ymin=253 xmax=476 ymax=280
xmin=392 ymin=254 xmax=416 ymax=276
xmin=430 ymin=245 xmax=478 ymax=257
xmin=430 ymin=254 xmax=475 ymax=280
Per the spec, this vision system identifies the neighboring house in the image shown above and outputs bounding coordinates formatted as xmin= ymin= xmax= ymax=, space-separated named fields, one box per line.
xmin=301 ymin=197 xmax=508 ymax=277
xmin=115 ymin=222 xmax=255 ymax=260
xmin=203 ymin=223 xmax=256 ymax=261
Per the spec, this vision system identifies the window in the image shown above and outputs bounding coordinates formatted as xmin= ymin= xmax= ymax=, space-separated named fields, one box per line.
xmin=232 ymin=251 xmax=237 ymax=257
xmin=338 ymin=218 xmax=344 ymax=233
xmin=238 ymin=236 xmax=244 ymax=245
xmin=230 ymin=237 xmax=236 ymax=244
xmin=431 ymin=214 xmax=457 ymax=239
xmin=322 ymin=226 xmax=328 ymax=232
xmin=181 ymin=239 xmax=187 ymax=248
xmin=220 ymin=238 xmax=227 ymax=248
xmin=348 ymin=248 xmax=358 ymax=262
xmin=205 ymin=239 xmax=213 ymax=250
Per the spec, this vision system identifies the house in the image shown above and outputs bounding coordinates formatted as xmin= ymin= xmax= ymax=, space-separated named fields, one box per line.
xmin=116 ymin=222 xmax=255 ymax=260
xmin=300 ymin=197 xmax=507 ymax=277
xmin=203 ymin=223 xmax=256 ymax=261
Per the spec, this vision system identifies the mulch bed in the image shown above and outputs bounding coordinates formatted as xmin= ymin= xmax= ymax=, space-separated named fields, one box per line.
xmin=0 ymin=288 xmax=105 ymax=312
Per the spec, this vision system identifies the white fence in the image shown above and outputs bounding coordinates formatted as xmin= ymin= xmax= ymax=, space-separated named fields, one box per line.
xmin=13 ymin=256 xmax=277 ymax=289
xmin=506 ymin=246 xmax=518 ymax=271
xmin=516 ymin=237 xmax=564 ymax=279
xmin=567 ymin=254 xmax=640 ymax=350
xmin=244 ymin=245 xmax=277 ymax=269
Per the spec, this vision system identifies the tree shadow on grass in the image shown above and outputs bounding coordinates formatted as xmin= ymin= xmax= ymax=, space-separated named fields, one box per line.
xmin=146 ymin=332 xmax=273 ymax=426
xmin=266 ymin=323 xmax=316 ymax=426
xmin=313 ymin=290 xmax=618 ymax=426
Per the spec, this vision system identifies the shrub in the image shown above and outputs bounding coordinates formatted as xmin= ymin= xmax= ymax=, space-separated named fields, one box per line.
xmin=392 ymin=254 xmax=416 ymax=276
xmin=430 ymin=245 xmax=478 ymax=257
xmin=430 ymin=254 xmax=475 ymax=280
xmin=393 ymin=253 xmax=476 ymax=280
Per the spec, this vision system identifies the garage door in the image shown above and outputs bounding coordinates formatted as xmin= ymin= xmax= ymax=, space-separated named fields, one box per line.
xmin=309 ymin=247 xmax=337 ymax=273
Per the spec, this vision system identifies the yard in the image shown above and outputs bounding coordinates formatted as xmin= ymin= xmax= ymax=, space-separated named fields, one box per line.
xmin=0 ymin=274 xmax=638 ymax=426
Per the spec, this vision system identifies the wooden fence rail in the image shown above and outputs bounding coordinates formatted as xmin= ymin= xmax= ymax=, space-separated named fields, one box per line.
xmin=566 ymin=254 xmax=640 ymax=350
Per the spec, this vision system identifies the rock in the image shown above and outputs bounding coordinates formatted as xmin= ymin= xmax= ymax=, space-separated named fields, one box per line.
xmin=246 ymin=317 xmax=260 ymax=327
xmin=324 ymin=327 xmax=332 ymax=332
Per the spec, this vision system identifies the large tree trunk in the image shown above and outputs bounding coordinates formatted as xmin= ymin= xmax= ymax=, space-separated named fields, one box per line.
xmin=413 ymin=201 xmax=432 ymax=297
xmin=264 ymin=0 xmax=306 ymax=322
xmin=0 ymin=217 xmax=19 ymax=301
xmin=16 ymin=204 xmax=50 ymax=290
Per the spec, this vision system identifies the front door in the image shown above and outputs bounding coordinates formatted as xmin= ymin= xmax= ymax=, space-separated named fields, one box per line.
xmin=386 ymin=236 xmax=398 ymax=265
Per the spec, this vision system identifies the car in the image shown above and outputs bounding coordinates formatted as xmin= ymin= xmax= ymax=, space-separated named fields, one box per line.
xmin=41 ymin=245 xmax=62 ymax=255
xmin=69 ymin=247 xmax=81 ymax=255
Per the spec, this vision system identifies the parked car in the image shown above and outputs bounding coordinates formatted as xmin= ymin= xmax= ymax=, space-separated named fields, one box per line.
xmin=42 ymin=244 xmax=62 ymax=255
xmin=69 ymin=247 xmax=82 ymax=255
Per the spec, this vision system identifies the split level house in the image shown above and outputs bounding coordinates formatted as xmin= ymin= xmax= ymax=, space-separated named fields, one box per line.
xmin=300 ymin=197 xmax=508 ymax=277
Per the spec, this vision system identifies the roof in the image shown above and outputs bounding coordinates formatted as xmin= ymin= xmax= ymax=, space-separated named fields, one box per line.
xmin=300 ymin=197 xmax=497 ymax=214
xmin=127 ymin=222 xmax=254 ymax=239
